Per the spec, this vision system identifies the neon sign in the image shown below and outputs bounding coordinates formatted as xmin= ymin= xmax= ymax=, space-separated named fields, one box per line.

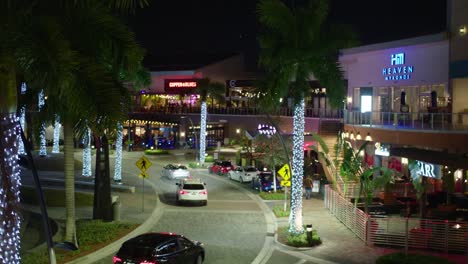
xmin=168 ymin=81 xmax=197 ymax=88
xmin=382 ymin=53 xmax=414 ymax=81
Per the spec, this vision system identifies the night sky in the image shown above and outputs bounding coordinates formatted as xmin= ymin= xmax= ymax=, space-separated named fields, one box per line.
xmin=128 ymin=0 xmax=447 ymax=69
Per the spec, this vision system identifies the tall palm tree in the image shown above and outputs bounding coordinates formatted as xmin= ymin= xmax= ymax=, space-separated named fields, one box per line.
xmin=194 ymin=78 xmax=225 ymax=165
xmin=1 ymin=1 xmax=148 ymax=260
xmin=257 ymin=0 xmax=356 ymax=234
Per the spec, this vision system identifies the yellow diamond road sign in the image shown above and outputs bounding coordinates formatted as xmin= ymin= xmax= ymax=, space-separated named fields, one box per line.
xmin=139 ymin=172 xmax=149 ymax=179
xmin=280 ymin=180 xmax=291 ymax=187
xmin=277 ymin=164 xmax=291 ymax=181
xmin=136 ymin=156 xmax=152 ymax=172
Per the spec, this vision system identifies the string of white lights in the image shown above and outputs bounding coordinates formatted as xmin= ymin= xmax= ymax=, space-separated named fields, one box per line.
xmin=38 ymin=90 xmax=47 ymax=156
xmin=52 ymin=114 xmax=61 ymax=153
xmin=18 ymin=106 xmax=25 ymax=155
xmin=200 ymin=102 xmax=207 ymax=165
xmin=82 ymin=127 xmax=92 ymax=177
xmin=114 ymin=122 xmax=123 ymax=182
xmin=288 ymin=98 xmax=305 ymax=234
xmin=0 ymin=113 xmax=22 ymax=263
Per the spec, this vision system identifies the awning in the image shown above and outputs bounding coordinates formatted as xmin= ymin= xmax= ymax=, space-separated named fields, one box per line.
xmin=390 ymin=147 xmax=468 ymax=169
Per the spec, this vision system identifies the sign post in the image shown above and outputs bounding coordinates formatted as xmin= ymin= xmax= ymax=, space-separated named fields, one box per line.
xmin=136 ymin=156 xmax=152 ymax=212
xmin=277 ymin=164 xmax=291 ymax=212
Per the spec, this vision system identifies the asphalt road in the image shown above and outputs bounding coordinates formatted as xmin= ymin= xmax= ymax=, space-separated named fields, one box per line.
xmin=93 ymin=151 xmax=267 ymax=264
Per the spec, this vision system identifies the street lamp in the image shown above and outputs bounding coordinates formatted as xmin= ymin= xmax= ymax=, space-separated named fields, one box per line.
xmin=181 ymin=116 xmax=198 ymax=163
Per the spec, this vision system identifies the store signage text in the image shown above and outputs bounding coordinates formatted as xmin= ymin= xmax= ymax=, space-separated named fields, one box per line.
xmin=416 ymin=161 xmax=440 ymax=179
xmin=382 ymin=53 xmax=414 ymax=81
xmin=168 ymin=81 xmax=197 ymax=88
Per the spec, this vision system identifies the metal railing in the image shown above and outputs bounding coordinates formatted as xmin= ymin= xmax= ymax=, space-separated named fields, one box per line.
xmin=344 ymin=110 xmax=468 ymax=132
xmin=324 ymin=185 xmax=468 ymax=253
xmin=133 ymin=106 xmax=344 ymax=119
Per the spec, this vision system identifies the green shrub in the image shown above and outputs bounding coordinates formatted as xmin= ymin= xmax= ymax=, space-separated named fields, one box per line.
xmin=278 ymin=226 xmax=322 ymax=247
xmin=376 ymin=253 xmax=455 ymax=264
xmin=188 ymin=162 xmax=207 ymax=169
xmin=272 ymin=204 xmax=290 ymax=217
xmin=259 ymin=191 xmax=290 ymax=200
xmin=205 ymin=155 xmax=214 ymax=162
xmin=144 ymin=149 xmax=169 ymax=155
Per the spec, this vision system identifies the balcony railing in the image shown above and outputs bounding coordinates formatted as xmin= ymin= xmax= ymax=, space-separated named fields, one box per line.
xmin=133 ymin=106 xmax=344 ymax=119
xmin=344 ymin=110 xmax=468 ymax=132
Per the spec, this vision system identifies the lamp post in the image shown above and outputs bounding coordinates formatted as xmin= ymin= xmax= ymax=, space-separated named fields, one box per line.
xmin=181 ymin=116 xmax=198 ymax=163
xmin=306 ymin=224 xmax=313 ymax=246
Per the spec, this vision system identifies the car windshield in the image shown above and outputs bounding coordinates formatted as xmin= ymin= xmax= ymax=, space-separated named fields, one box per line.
xmin=177 ymin=165 xmax=187 ymax=170
xmin=245 ymin=167 xmax=257 ymax=172
xmin=183 ymin=184 xmax=205 ymax=190
xmin=260 ymin=173 xmax=273 ymax=181
xmin=118 ymin=245 xmax=154 ymax=258
xmin=221 ymin=161 xmax=232 ymax=166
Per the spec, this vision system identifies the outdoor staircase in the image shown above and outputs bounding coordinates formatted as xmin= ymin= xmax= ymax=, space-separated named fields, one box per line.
xmin=317 ymin=120 xmax=359 ymax=198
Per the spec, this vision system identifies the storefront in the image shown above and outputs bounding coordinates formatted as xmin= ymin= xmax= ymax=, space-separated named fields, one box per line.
xmin=340 ymin=33 xmax=450 ymax=115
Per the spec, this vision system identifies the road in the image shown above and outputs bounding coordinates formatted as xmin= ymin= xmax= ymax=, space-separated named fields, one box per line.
xmin=94 ymin=151 xmax=268 ymax=264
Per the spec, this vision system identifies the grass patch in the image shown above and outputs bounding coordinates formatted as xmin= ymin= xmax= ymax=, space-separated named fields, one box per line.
xmin=277 ymin=226 xmax=322 ymax=247
xmin=376 ymin=252 xmax=456 ymax=264
xmin=144 ymin=149 xmax=169 ymax=155
xmin=22 ymin=220 xmax=138 ymax=264
xmin=21 ymin=187 xmax=93 ymax=207
xmin=272 ymin=204 xmax=290 ymax=217
xmin=259 ymin=191 xmax=290 ymax=200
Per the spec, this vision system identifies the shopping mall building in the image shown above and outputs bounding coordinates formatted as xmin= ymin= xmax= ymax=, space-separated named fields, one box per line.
xmin=126 ymin=1 xmax=468 ymax=192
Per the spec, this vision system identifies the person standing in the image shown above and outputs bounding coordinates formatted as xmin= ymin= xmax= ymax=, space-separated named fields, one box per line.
xmin=304 ymin=176 xmax=313 ymax=199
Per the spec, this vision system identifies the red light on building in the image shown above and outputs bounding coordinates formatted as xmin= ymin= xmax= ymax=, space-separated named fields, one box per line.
xmin=165 ymin=79 xmax=198 ymax=93
xmin=168 ymin=81 xmax=197 ymax=88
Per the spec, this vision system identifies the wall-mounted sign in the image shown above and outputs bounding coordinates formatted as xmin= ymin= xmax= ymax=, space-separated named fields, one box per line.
xmin=416 ymin=160 xmax=441 ymax=179
xmin=165 ymin=79 xmax=198 ymax=93
xmin=382 ymin=53 xmax=414 ymax=81
xmin=375 ymin=142 xmax=390 ymax=156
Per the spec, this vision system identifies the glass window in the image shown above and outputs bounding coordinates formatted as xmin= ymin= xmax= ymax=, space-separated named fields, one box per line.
xmin=118 ymin=245 xmax=155 ymax=258
xmin=178 ymin=237 xmax=193 ymax=249
xmin=157 ymin=240 xmax=179 ymax=255
xmin=183 ymin=184 xmax=205 ymax=190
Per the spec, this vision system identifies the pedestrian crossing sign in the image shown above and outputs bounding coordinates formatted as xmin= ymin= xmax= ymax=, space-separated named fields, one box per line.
xmin=136 ymin=156 xmax=152 ymax=172
xmin=280 ymin=180 xmax=291 ymax=187
xmin=139 ymin=172 xmax=149 ymax=179
xmin=277 ymin=164 xmax=291 ymax=181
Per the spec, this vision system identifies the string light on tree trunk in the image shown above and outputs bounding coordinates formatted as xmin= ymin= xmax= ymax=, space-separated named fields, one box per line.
xmin=0 ymin=114 xmax=22 ymax=263
xmin=200 ymin=102 xmax=207 ymax=165
xmin=288 ymin=98 xmax=305 ymax=234
xmin=38 ymin=90 xmax=47 ymax=156
xmin=82 ymin=127 xmax=92 ymax=177
xmin=52 ymin=114 xmax=61 ymax=153
xmin=18 ymin=83 xmax=27 ymax=155
xmin=114 ymin=122 xmax=123 ymax=182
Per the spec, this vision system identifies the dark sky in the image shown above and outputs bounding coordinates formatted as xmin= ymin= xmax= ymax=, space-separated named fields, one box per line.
xmin=128 ymin=0 xmax=447 ymax=69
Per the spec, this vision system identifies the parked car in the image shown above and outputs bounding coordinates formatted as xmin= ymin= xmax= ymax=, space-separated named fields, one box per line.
xmin=162 ymin=164 xmax=190 ymax=179
xmin=209 ymin=160 xmax=234 ymax=175
xmin=251 ymin=171 xmax=282 ymax=192
xmin=176 ymin=178 xmax=208 ymax=205
xmin=113 ymin=232 xmax=205 ymax=264
xmin=228 ymin=166 xmax=259 ymax=183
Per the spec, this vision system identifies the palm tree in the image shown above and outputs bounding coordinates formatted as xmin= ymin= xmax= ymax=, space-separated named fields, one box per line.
xmin=194 ymin=78 xmax=226 ymax=165
xmin=1 ymin=1 xmax=148 ymax=261
xmin=257 ymin=0 xmax=356 ymax=234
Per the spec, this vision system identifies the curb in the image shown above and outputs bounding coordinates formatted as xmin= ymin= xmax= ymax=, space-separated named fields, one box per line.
xmin=66 ymin=179 xmax=162 ymax=264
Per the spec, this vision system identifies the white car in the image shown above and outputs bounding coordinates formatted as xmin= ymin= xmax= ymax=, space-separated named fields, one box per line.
xmin=228 ymin=166 xmax=259 ymax=183
xmin=162 ymin=164 xmax=190 ymax=179
xmin=176 ymin=179 xmax=208 ymax=205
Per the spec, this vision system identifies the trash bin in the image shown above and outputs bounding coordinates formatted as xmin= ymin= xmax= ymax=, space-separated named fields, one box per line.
xmin=112 ymin=200 xmax=121 ymax=221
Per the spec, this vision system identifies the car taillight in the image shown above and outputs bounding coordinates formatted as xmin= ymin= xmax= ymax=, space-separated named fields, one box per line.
xmin=113 ymin=256 xmax=122 ymax=264
xmin=199 ymin=190 xmax=208 ymax=195
xmin=179 ymin=190 xmax=189 ymax=194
